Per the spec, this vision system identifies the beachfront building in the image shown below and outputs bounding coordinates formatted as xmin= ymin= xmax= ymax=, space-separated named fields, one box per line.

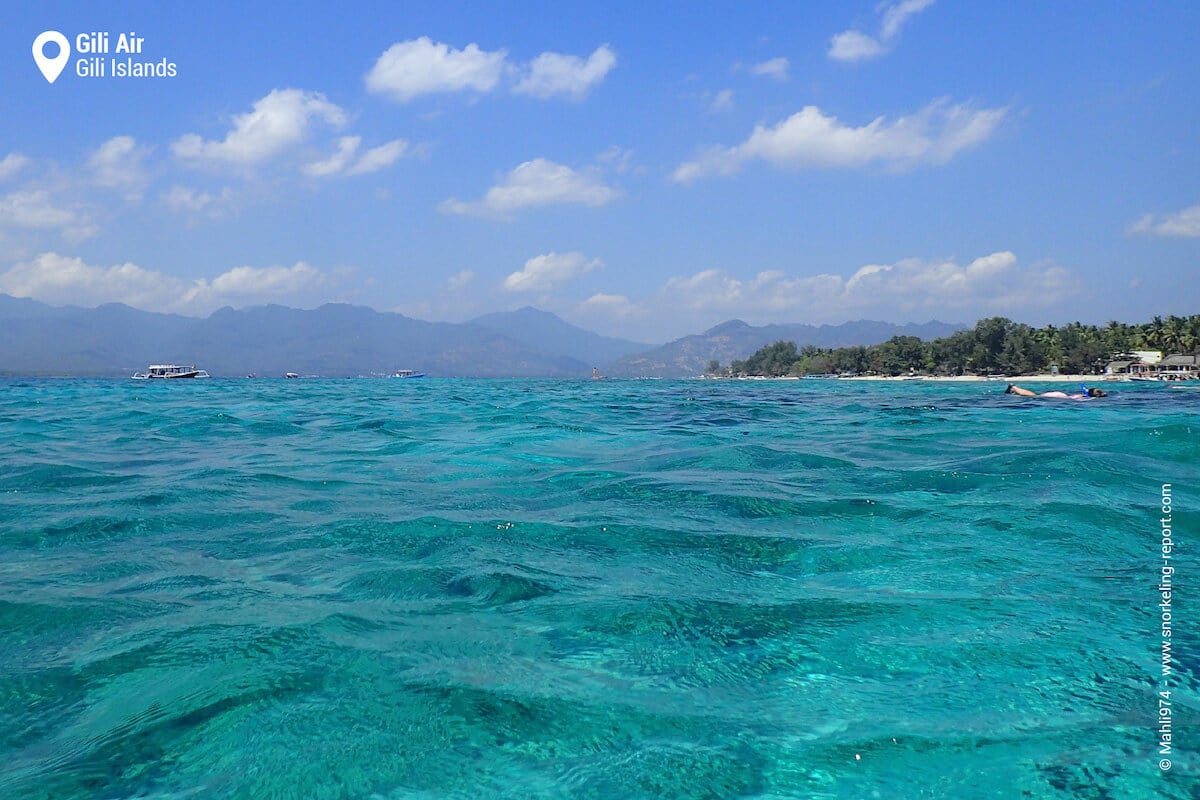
xmin=1105 ymin=350 xmax=1160 ymax=378
xmin=1158 ymin=354 xmax=1199 ymax=379
xmin=1131 ymin=350 xmax=1164 ymax=365
xmin=1105 ymin=351 xmax=1197 ymax=380
xmin=1105 ymin=359 xmax=1156 ymax=377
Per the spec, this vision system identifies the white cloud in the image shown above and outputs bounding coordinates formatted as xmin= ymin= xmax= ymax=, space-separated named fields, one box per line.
xmin=1129 ymin=205 xmax=1200 ymax=237
xmin=162 ymin=185 xmax=231 ymax=215
xmin=504 ymin=251 xmax=602 ymax=292
xmin=88 ymin=136 xmax=151 ymax=197
xmin=0 ymin=190 xmax=77 ymax=229
xmin=709 ymin=89 xmax=734 ymax=113
xmin=0 ymin=252 xmax=184 ymax=309
xmin=0 ymin=153 xmax=28 ymax=181
xmin=366 ymin=37 xmax=507 ymax=102
xmin=663 ymin=268 xmax=758 ymax=310
xmin=880 ymin=0 xmax=937 ymax=40
xmin=673 ymin=99 xmax=1007 ymax=182
xmin=660 ymin=251 xmax=1078 ymax=322
xmin=203 ymin=262 xmax=324 ymax=298
xmin=163 ymin=185 xmax=207 ymax=211
xmin=2 ymin=251 xmax=338 ymax=314
xmin=580 ymin=292 xmax=636 ymax=316
xmin=0 ymin=189 xmax=96 ymax=242
xmin=303 ymin=136 xmax=361 ymax=177
xmin=828 ymin=31 xmax=886 ymax=62
xmin=439 ymin=158 xmax=620 ymax=218
xmin=596 ymin=146 xmax=635 ymax=174
xmin=573 ymin=292 xmax=644 ymax=336
xmin=749 ymin=57 xmax=789 ymax=81
xmin=446 ymin=269 xmax=474 ymax=290
xmin=0 ymin=252 xmax=334 ymax=314
xmin=303 ymin=136 xmax=410 ymax=178
xmin=0 ymin=142 xmax=149 ymax=242
xmin=173 ymin=89 xmax=347 ymax=166
xmin=367 ymin=38 xmax=616 ymax=103
xmin=346 ymin=139 xmax=409 ymax=175
xmin=829 ymin=0 xmax=935 ymax=62
xmin=161 ymin=186 xmax=241 ymax=222
xmin=513 ymin=45 xmax=617 ymax=99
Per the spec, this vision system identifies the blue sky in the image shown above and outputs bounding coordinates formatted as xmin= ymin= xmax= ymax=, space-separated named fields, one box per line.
xmin=2 ymin=1 xmax=1197 ymax=343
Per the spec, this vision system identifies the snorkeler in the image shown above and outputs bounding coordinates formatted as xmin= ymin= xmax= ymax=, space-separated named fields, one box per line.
xmin=1005 ymin=384 xmax=1106 ymax=400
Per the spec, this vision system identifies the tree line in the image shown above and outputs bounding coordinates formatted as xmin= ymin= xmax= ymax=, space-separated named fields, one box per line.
xmin=708 ymin=315 xmax=1200 ymax=377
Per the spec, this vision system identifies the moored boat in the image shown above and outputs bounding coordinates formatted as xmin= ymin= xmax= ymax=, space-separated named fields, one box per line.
xmin=132 ymin=364 xmax=210 ymax=379
xmin=388 ymin=370 xmax=425 ymax=378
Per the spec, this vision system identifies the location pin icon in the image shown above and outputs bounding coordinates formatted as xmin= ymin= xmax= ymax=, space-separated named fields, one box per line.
xmin=33 ymin=31 xmax=70 ymax=83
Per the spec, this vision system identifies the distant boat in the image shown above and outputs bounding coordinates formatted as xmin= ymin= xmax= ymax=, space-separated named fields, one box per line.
xmin=132 ymin=364 xmax=210 ymax=380
xmin=388 ymin=370 xmax=425 ymax=379
xmin=285 ymin=372 xmax=299 ymax=379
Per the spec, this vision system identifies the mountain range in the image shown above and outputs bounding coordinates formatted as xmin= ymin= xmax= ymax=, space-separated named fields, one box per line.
xmin=0 ymin=294 xmax=963 ymax=378
xmin=606 ymin=318 xmax=965 ymax=377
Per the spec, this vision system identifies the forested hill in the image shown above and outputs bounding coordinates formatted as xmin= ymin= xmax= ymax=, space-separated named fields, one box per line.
xmin=721 ymin=316 xmax=1200 ymax=377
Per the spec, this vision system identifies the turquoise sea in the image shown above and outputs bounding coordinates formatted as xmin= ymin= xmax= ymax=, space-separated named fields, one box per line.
xmin=1 ymin=378 xmax=1196 ymax=799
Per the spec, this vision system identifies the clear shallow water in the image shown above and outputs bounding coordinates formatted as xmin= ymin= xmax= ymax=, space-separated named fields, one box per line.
xmin=0 ymin=378 xmax=1196 ymax=799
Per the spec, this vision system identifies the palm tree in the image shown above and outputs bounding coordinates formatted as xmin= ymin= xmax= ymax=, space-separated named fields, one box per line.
xmin=1182 ymin=315 xmax=1200 ymax=354
xmin=1164 ymin=316 xmax=1186 ymax=354
xmin=1146 ymin=316 xmax=1167 ymax=350
xmin=1034 ymin=324 xmax=1062 ymax=369
xmin=1103 ymin=320 xmax=1127 ymax=357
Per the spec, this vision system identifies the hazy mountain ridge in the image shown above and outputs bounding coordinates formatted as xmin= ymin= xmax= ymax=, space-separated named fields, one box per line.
xmin=0 ymin=300 xmax=588 ymax=377
xmin=0 ymin=295 xmax=963 ymax=377
xmin=607 ymin=319 xmax=966 ymax=377
xmin=469 ymin=306 xmax=653 ymax=367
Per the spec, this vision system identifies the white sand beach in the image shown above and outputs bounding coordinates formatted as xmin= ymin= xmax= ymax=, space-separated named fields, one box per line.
xmin=840 ymin=374 xmax=1113 ymax=383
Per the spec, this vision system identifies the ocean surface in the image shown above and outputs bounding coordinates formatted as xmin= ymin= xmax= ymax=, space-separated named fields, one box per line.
xmin=1 ymin=377 xmax=1196 ymax=799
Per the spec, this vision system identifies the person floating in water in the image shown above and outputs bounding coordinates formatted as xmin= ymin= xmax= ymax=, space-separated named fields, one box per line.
xmin=1006 ymin=384 xmax=1106 ymax=400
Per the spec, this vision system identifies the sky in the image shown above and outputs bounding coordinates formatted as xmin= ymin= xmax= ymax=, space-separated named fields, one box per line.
xmin=2 ymin=1 xmax=1198 ymax=344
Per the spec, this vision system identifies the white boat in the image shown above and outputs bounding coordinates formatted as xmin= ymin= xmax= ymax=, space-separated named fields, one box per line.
xmin=132 ymin=364 xmax=210 ymax=380
xmin=388 ymin=370 xmax=425 ymax=379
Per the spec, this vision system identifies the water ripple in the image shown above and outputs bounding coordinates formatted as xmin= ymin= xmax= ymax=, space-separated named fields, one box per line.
xmin=0 ymin=378 xmax=1196 ymax=799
